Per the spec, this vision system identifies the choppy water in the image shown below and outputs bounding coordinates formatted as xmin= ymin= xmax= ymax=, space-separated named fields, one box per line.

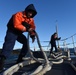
xmin=5 ymin=54 xmax=18 ymax=64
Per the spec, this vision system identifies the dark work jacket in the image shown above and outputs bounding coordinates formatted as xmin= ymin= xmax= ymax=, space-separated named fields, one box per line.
xmin=50 ymin=34 xmax=60 ymax=46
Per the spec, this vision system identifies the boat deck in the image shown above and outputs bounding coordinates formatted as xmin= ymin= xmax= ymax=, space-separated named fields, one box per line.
xmin=1 ymin=51 xmax=76 ymax=75
xmin=45 ymin=62 xmax=76 ymax=75
xmin=11 ymin=60 xmax=76 ymax=75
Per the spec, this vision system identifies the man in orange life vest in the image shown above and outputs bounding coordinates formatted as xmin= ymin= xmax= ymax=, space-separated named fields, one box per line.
xmin=0 ymin=4 xmax=37 ymax=71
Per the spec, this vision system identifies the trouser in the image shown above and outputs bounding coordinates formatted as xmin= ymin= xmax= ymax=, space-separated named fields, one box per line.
xmin=50 ymin=44 xmax=57 ymax=54
xmin=1 ymin=29 xmax=28 ymax=63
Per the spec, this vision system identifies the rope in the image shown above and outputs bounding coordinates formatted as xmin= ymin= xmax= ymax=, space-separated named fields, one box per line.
xmin=25 ymin=31 xmax=51 ymax=75
xmin=27 ymin=31 xmax=50 ymax=63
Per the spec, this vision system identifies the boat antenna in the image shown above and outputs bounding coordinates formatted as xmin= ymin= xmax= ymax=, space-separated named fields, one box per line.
xmin=56 ymin=20 xmax=60 ymax=48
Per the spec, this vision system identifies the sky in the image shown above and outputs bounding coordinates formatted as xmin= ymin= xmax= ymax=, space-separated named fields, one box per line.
xmin=0 ymin=0 xmax=76 ymax=50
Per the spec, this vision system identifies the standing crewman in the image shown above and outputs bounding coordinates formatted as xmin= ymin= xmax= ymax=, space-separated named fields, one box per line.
xmin=49 ymin=32 xmax=61 ymax=54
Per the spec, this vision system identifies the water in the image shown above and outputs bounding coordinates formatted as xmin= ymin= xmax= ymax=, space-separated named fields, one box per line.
xmin=5 ymin=54 xmax=18 ymax=64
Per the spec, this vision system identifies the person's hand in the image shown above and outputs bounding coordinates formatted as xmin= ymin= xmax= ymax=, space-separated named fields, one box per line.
xmin=59 ymin=37 xmax=61 ymax=40
xmin=29 ymin=29 xmax=36 ymax=43
xmin=22 ymin=22 xmax=30 ymax=31
xmin=28 ymin=28 xmax=34 ymax=32
xmin=30 ymin=34 xmax=35 ymax=43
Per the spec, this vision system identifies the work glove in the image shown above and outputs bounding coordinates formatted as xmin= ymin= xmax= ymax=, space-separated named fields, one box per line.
xmin=29 ymin=29 xmax=36 ymax=43
xmin=58 ymin=37 xmax=61 ymax=40
xmin=22 ymin=22 xmax=30 ymax=31
xmin=30 ymin=34 xmax=35 ymax=43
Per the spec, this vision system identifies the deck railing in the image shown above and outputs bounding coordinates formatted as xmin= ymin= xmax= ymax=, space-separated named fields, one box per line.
xmin=0 ymin=33 xmax=76 ymax=54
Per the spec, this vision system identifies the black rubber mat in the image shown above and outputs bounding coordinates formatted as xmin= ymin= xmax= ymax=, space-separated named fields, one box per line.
xmin=12 ymin=62 xmax=76 ymax=75
xmin=45 ymin=63 xmax=76 ymax=75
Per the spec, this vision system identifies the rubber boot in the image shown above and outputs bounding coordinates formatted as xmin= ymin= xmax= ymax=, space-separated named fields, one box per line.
xmin=0 ymin=55 xmax=6 ymax=72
